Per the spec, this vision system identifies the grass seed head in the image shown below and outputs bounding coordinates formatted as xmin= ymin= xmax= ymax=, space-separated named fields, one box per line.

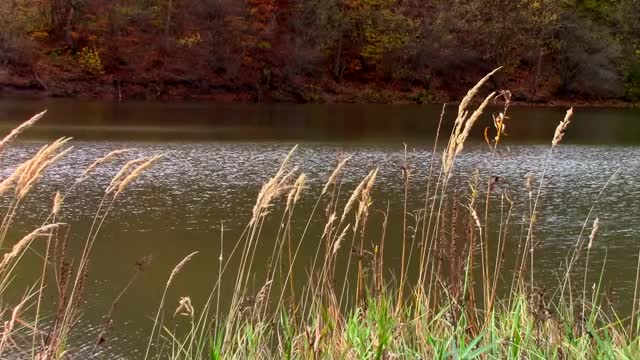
xmin=552 ymin=108 xmax=574 ymax=147
xmin=332 ymin=225 xmax=350 ymax=255
xmin=53 ymin=191 xmax=62 ymax=215
xmin=0 ymin=110 xmax=46 ymax=155
xmin=322 ymin=155 xmax=352 ymax=195
xmin=588 ymin=217 xmax=600 ymax=250
xmin=0 ymin=223 xmax=65 ymax=271
xmin=167 ymin=251 xmax=198 ymax=287
xmin=116 ymin=154 xmax=165 ymax=195
xmin=82 ymin=148 xmax=136 ymax=178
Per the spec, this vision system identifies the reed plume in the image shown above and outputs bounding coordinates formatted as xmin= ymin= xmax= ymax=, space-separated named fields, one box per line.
xmin=332 ymin=225 xmax=350 ymax=255
xmin=107 ymin=157 xmax=147 ymax=193
xmin=251 ymin=146 xmax=299 ymax=224
xmin=167 ymin=251 xmax=198 ymax=287
xmin=0 ymin=110 xmax=46 ymax=154
xmin=0 ymin=137 xmax=73 ymax=199
xmin=116 ymin=154 xmax=166 ymax=194
xmin=0 ymin=164 xmax=26 ymax=196
xmin=355 ymin=169 xmax=378 ymax=226
xmin=20 ymin=150 xmax=74 ymax=199
xmin=82 ymin=149 xmax=137 ymax=178
xmin=587 ymin=218 xmax=600 ymax=250
xmin=322 ymin=213 xmax=337 ymax=240
xmin=341 ymin=170 xmax=375 ymax=222
xmin=286 ymin=173 xmax=306 ymax=211
xmin=0 ymin=297 xmax=28 ymax=356
xmin=552 ymin=108 xmax=574 ymax=147
xmin=0 ymin=223 xmax=64 ymax=270
xmin=52 ymin=191 xmax=62 ymax=215
xmin=293 ymin=174 xmax=306 ymax=204
xmin=443 ymin=68 xmax=502 ymax=175
xmin=174 ymin=296 xmax=194 ymax=318
xmin=255 ymin=280 xmax=273 ymax=308
xmin=322 ymin=155 xmax=352 ymax=195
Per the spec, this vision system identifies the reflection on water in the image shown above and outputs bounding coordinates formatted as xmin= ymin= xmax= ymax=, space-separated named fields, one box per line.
xmin=1 ymin=99 xmax=640 ymax=143
xmin=0 ymin=100 xmax=639 ymax=358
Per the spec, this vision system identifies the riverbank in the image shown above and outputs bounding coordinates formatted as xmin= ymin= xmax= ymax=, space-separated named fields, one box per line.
xmin=2 ymin=63 xmax=639 ymax=108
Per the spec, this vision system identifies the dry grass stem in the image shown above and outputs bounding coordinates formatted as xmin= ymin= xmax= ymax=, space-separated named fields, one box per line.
xmin=107 ymin=157 xmax=147 ymax=193
xmin=457 ymin=68 xmax=502 ymax=119
xmin=116 ymin=154 xmax=166 ymax=194
xmin=332 ymin=225 xmax=350 ymax=255
xmin=293 ymin=173 xmax=306 ymax=204
xmin=16 ymin=147 xmax=73 ymax=198
xmin=322 ymin=213 xmax=337 ymax=240
xmin=82 ymin=148 xmax=137 ymax=177
xmin=356 ymin=169 xmax=378 ymax=225
xmin=0 ymin=297 xmax=28 ymax=355
xmin=443 ymin=68 xmax=502 ymax=174
xmin=455 ymin=92 xmax=496 ymax=155
xmin=0 ymin=138 xmax=73 ymax=199
xmin=167 ymin=251 xmax=198 ymax=287
xmin=322 ymin=156 xmax=352 ymax=195
xmin=255 ymin=280 xmax=273 ymax=308
xmin=286 ymin=173 xmax=306 ymax=211
xmin=174 ymin=297 xmax=194 ymax=318
xmin=0 ymin=223 xmax=64 ymax=270
xmin=251 ymin=146 xmax=299 ymax=224
xmin=0 ymin=110 xmax=46 ymax=154
xmin=341 ymin=170 xmax=375 ymax=222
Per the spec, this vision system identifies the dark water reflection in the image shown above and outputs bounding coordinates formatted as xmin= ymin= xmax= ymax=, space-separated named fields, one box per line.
xmin=0 ymin=100 xmax=639 ymax=358
xmin=1 ymin=99 xmax=640 ymax=143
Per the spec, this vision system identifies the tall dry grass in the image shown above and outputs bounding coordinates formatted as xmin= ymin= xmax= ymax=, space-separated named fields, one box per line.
xmin=0 ymin=69 xmax=637 ymax=359
xmin=0 ymin=113 xmax=163 ymax=358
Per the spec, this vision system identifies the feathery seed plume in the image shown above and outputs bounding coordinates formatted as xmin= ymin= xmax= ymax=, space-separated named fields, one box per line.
xmin=83 ymin=149 xmax=136 ymax=178
xmin=0 ymin=223 xmax=64 ymax=270
xmin=322 ymin=156 xmax=352 ymax=195
xmin=332 ymin=225 xmax=350 ymax=255
xmin=588 ymin=217 xmax=600 ymax=250
xmin=0 ymin=110 xmax=46 ymax=154
xmin=552 ymin=108 xmax=574 ymax=147
xmin=167 ymin=251 xmax=198 ymax=287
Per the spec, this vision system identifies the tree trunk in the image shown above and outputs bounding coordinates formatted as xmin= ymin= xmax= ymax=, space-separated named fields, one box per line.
xmin=333 ymin=34 xmax=343 ymax=80
xmin=164 ymin=0 xmax=173 ymax=47
xmin=64 ymin=5 xmax=75 ymax=51
xmin=531 ymin=46 xmax=543 ymax=101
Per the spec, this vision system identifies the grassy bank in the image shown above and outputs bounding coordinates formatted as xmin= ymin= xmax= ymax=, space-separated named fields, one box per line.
xmin=0 ymin=69 xmax=638 ymax=359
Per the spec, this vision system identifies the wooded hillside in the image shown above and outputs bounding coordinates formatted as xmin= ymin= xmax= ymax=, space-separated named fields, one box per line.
xmin=1 ymin=0 xmax=639 ymax=103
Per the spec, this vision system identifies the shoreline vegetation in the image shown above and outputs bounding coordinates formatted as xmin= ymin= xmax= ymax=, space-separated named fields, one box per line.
xmin=2 ymin=1 xmax=640 ymax=107
xmin=1 ymin=69 xmax=639 ymax=359
xmin=2 ymin=85 xmax=640 ymax=109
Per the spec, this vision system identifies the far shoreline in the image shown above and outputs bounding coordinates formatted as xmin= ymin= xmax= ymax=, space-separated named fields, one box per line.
xmin=1 ymin=88 xmax=638 ymax=110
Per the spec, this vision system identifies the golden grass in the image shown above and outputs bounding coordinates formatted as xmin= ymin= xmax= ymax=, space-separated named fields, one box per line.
xmin=0 ymin=69 xmax=627 ymax=359
xmin=0 ymin=110 xmax=46 ymax=154
xmin=552 ymin=107 xmax=574 ymax=147
xmin=0 ymin=223 xmax=64 ymax=270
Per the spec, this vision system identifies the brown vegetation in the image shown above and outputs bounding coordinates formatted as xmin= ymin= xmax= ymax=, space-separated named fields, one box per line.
xmin=1 ymin=0 xmax=640 ymax=104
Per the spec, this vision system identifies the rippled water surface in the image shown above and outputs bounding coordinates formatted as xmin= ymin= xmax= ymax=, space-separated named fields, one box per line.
xmin=0 ymin=100 xmax=639 ymax=358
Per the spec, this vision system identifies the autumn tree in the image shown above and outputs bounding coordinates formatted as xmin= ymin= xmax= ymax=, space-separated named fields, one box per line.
xmin=289 ymin=0 xmax=345 ymax=76
xmin=357 ymin=0 xmax=418 ymax=79
xmin=616 ymin=0 xmax=640 ymax=100
xmin=0 ymin=0 xmax=40 ymax=67
xmin=555 ymin=0 xmax=624 ymax=98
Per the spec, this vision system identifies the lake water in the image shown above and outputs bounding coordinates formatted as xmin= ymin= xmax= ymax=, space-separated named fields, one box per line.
xmin=1 ymin=99 xmax=639 ymax=358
